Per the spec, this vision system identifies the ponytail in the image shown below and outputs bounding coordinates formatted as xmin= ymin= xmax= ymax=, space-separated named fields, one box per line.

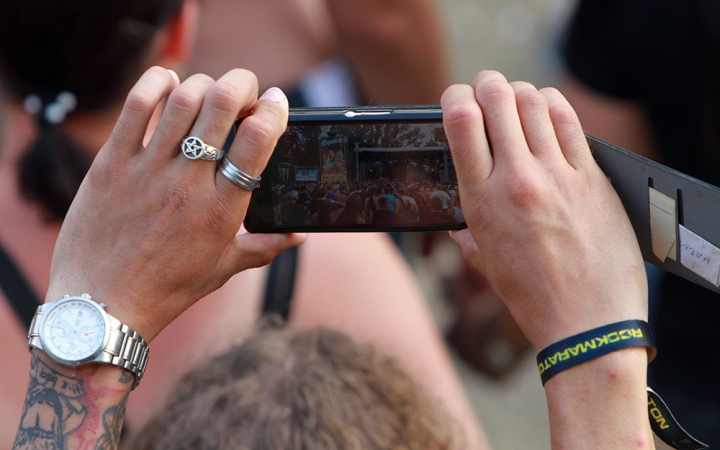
xmin=19 ymin=125 xmax=92 ymax=222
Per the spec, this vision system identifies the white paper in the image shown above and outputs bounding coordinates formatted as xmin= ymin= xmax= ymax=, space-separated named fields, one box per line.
xmin=649 ymin=188 xmax=677 ymax=261
xmin=678 ymin=225 xmax=720 ymax=286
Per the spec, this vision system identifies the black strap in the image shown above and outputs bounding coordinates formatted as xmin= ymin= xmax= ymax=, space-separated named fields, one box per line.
xmin=647 ymin=387 xmax=708 ymax=450
xmin=0 ymin=242 xmax=40 ymax=329
xmin=537 ymin=320 xmax=656 ymax=385
xmin=261 ymin=246 xmax=299 ymax=320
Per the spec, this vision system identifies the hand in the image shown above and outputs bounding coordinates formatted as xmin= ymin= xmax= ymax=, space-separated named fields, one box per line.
xmin=46 ymin=67 xmax=304 ymax=341
xmin=441 ymin=71 xmax=647 ymax=350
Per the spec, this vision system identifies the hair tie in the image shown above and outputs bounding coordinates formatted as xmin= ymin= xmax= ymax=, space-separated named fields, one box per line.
xmin=23 ymin=91 xmax=78 ymax=125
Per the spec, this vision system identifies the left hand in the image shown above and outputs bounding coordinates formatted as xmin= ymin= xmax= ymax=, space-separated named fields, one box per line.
xmin=46 ymin=67 xmax=304 ymax=341
xmin=441 ymin=71 xmax=647 ymax=350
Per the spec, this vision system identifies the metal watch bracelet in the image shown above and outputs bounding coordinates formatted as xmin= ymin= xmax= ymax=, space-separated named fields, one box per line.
xmin=27 ymin=303 xmax=149 ymax=389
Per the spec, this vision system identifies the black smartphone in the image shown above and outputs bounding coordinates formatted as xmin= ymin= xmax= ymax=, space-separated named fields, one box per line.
xmin=244 ymin=105 xmax=467 ymax=233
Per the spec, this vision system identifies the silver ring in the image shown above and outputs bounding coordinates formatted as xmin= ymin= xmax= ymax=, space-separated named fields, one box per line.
xmin=181 ymin=136 xmax=225 ymax=161
xmin=218 ymin=157 xmax=261 ymax=191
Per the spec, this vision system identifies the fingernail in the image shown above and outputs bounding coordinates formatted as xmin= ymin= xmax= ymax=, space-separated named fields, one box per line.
xmin=260 ymin=87 xmax=286 ymax=103
xmin=167 ymin=69 xmax=180 ymax=85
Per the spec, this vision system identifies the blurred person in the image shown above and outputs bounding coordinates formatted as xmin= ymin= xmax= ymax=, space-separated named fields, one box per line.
xmin=364 ymin=185 xmax=381 ymax=223
xmin=371 ymin=196 xmax=401 ymax=227
xmin=379 ymin=186 xmax=398 ymax=211
xmin=430 ymin=183 xmax=451 ymax=210
xmin=420 ymin=197 xmax=457 ymax=226
xmin=0 ymin=2 xmax=485 ymax=448
xmin=334 ymin=192 xmax=365 ymax=225
xmin=310 ymin=198 xmax=337 ymax=226
xmin=131 ymin=325 xmax=462 ymax=450
xmin=187 ymin=0 xmax=450 ymax=107
xmin=280 ymin=190 xmax=310 ymax=227
xmin=560 ymin=0 xmax=720 ymax=444
xmin=12 ymin=68 xmax=656 ymax=450
xmin=447 ymin=193 xmax=464 ymax=224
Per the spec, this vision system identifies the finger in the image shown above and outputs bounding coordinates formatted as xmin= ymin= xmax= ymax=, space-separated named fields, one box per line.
xmin=540 ymin=87 xmax=592 ymax=170
xmin=511 ymin=81 xmax=565 ymax=164
xmin=225 ymin=232 xmax=306 ymax=274
xmin=471 ymin=70 xmax=532 ymax=167
xmin=441 ymin=84 xmax=493 ymax=191
xmin=105 ymin=67 xmax=179 ymax=159
xmin=449 ymin=229 xmax=484 ymax=274
xmin=215 ymin=87 xmax=289 ymax=199
xmin=147 ymin=73 xmax=215 ymax=159
xmin=182 ymin=69 xmax=260 ymax=164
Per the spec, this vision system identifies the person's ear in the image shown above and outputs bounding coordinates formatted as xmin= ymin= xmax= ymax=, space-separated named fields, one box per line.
xmin=154 ymin=0 xmax=200 ymax=74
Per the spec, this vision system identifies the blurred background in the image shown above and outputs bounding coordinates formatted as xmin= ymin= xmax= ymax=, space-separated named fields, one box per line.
xmin=438 ymin=0 xmax=575 ymax=87
xmin=420 ymin=0 xmax=577 ymax=448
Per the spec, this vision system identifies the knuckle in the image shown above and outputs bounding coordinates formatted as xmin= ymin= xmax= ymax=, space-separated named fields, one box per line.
xmin=167 ymin=87 xmax=203 ymax=114
xmin=124 ymin=89 xmax=157 ymax=115
xmin=516 ymin=88 xmax=548 ymax=110
xmin=239 ymin=115 xmax=278 ymax=150
xmin=504 ymin=170 xmax=543 ymax=209
xmin=445 ymin=101 xmax=482 ymax=133
xmin=548 ymin=103 xmax=579 ymax=126
xmin=206 ymin=82 xmax=242 ymax=116
xmin=477 ymin=79 xmax=514 ymax=106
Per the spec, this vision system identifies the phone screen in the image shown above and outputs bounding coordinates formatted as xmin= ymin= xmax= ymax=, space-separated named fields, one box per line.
xmin=245 ymin=117 xmax=466 ymax=232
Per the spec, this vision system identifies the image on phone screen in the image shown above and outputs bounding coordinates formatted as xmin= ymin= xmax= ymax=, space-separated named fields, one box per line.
xmin=245 ymin=118 xmax=466 ymax=232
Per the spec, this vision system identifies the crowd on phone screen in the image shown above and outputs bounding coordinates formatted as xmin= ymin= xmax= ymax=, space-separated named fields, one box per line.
xmin=273 ymin=180 xmax=464 ymax=228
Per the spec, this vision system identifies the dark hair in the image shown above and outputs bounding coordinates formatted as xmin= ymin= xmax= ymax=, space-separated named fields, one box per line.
xmin=335 ymin=193 xmax=365 ymax=225
xmin=0 ymin=0 xmax=184 ymax=221
xmin=315 ymin=199 xmax=334 ymax=225
xmin=430 ymin=196 xmax=443 ymax=211
xmin=131 ymin=325 xmax=461 ymax=450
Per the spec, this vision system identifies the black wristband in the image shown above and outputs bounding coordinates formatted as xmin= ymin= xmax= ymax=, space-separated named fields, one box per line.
xmin=536 ymin=320 xmax=656 ymax=385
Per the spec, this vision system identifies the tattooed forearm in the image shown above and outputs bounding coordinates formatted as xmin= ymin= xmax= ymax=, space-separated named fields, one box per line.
xmin=13 ymin=354 xmax=88 ymax=449
xmin=13 ymin=353 xmax=133 ymax=450
xmin=95 ymin=389 xmax=130 ymax=449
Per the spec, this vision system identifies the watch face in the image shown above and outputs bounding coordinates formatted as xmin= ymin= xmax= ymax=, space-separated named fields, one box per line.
xmin=40 ymin=297 xmax=108 ymax=365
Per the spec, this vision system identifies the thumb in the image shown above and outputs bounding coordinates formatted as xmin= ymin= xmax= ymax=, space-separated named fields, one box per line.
xmin=223 ymin=232 xmax=306 ymax=275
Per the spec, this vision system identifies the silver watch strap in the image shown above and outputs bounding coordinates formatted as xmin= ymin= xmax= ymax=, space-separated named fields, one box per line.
xmin=27 ymin=303 xmax=149 ymax=390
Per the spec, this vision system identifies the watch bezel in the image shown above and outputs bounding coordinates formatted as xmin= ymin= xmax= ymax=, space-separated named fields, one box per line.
xmin=38 ymin=295 xmax=112 ymax=366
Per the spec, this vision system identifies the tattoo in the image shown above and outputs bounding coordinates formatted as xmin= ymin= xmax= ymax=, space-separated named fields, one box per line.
xmin=13 ymin=354 xmax=88 ymax=449
xmin=118 ymin=371 xmax=133 ymax=385
xmin=13 ymin=355 xmax=132 ymax=450
xmin=95 ymin=391 xmax=129 ymax=450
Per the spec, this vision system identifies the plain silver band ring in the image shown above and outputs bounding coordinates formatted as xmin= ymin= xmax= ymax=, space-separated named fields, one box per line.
xmin=218 ymin=157 xmax=261 ymax=191
xmin=181 ymin=136 xmax=225 ymax=161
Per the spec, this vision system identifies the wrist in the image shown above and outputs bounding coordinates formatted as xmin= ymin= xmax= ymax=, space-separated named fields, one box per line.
xmin=545 ymin=348 xmax=653 ymax=449
xmin=31 ymin=293 xmax=149 ymax=388
xmin=31 ymin=348 xmax=134 ymax=391
xmin=536 ymin=320 xmax=655 ymax=386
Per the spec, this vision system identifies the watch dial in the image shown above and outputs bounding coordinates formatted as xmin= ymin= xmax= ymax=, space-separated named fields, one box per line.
xmin=42 ymin=299 xmax=107 ymax=363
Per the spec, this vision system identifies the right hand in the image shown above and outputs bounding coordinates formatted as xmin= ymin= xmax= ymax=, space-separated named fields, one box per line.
xmin=441 ymin=71 xmax=648 ymax=350
xmin=47 ymin=67 xmax=304 ymax=342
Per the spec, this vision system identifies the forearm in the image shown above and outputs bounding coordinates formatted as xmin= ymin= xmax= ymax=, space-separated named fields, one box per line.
xmin=544 ymin=348 xmax=653 ymax=449
xmin=14 ymin=350 xmax=132 ymax=450
xmin=326 ymin=0 xmax=450 ymax=104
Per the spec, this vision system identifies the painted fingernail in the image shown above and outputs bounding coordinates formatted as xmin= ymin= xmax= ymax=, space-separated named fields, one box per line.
xmin=260 ymin=87 xmax=286 ymax=103
xmin=167 ymin=69 xmax=180 ymax=85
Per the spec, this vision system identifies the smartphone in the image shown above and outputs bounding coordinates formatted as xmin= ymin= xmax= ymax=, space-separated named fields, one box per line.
xmin=244 ymin=105 xmax=467 ymax=233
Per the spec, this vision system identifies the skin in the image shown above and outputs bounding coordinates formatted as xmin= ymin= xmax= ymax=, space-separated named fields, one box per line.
xmin=188 ymin=0 xmax=449 ymax=104
xmin=0 ymin=3 xmax=485 ymax=448
xmin=442 ymin=71 xmax=653 ymax=449
xmin=15 ymin=67 xmax=302 ymax=450
xmin=13 ymin=67 xmax=655 ymax=449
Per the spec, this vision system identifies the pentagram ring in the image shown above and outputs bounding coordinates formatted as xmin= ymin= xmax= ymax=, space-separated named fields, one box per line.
xmin=218 ymin=157 xmax=261 ymax=191
xmin=181 ymin=136 xmax=225 ymax=161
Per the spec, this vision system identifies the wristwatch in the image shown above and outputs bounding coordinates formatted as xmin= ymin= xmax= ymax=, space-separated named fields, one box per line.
xmin=27 ymin=293 xmax=149 ymax=389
